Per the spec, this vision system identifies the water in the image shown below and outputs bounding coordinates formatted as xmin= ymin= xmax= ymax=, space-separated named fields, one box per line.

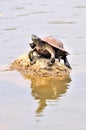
xmin=0 ymin=0 xmax=86 ymax=130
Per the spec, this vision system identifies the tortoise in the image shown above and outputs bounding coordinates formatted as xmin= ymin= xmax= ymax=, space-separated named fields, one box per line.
xmin=28 ymin=34 xmax=71 ymax=69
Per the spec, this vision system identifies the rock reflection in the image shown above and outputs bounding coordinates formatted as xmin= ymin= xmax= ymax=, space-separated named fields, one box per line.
xmin=24 ymin=75 xmax=71 ymax=115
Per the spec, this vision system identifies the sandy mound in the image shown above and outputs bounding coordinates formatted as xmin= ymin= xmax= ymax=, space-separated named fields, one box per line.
xmin=10 ymin=53 xmax=70 ymax=78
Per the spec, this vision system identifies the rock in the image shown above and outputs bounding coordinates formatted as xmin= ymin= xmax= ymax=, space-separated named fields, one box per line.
xmin=10 ymin=53 xmax=70 ymax=78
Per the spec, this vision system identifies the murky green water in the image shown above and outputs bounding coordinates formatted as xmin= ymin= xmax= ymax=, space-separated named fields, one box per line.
xmin=0 ymin=0 xmax=86 ymax=130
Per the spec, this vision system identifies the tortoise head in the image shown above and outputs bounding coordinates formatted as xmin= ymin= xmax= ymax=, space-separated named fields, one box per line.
xmin=31 ymin=34 xmax=42 ymax=45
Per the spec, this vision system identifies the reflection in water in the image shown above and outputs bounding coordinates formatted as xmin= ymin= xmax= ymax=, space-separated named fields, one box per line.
xmin=23 ymin=74 xmax=71 ymax=115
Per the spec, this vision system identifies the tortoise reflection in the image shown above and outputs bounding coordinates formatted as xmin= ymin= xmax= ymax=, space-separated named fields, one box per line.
xmin=30 ymin=76 xmax=71 ymax=114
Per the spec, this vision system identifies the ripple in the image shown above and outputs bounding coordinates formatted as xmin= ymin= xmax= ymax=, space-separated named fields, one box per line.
xmin=15 ymin=6 xmax=25 ymax=10
xmin=40 ymin=4 xmax=47 ymax=6
xmin=48 ymin=21 xmax=76 ymax=25
xmin=30 ymin=11 xmax=47 ymax=14
xmin=16 ymin=11 xmax=47 ymax=17
xmin=74 ymin=5 xmax=86 ymax=8
xmin=4 ymin=27 xmax=19 ymax=31
xmin=76 ymin=36 xmax=84 ymax=39
xmin=0 ymin=16 xmax=15 ymax=20
xmin=0 ymin=32 xmax=3 ymax=35
xmin=16 ymin=13 xmax=30 ymax=17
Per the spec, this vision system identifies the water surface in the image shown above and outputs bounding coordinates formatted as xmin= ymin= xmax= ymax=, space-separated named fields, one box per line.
xmin=0 ymin=0 xmax=86 ymax=130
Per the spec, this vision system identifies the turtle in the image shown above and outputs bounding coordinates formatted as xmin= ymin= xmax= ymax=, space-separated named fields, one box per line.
xmin=28 ymin=34 xmax=71 ymax=69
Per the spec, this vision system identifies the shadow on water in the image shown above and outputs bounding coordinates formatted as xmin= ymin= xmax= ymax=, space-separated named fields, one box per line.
xmin=22 ymin=74 xmax=71 ymax=115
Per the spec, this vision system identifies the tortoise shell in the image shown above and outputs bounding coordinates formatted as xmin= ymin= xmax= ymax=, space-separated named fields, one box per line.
xmin=41 ymin=37 xmax=69 ymax=55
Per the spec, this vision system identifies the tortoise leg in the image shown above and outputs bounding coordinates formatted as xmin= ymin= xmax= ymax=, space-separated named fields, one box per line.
xmin=28 ymin=49 xmax=36 ymax=65
xmin=48 ymin=57 xmax=55 ymax=66
xmin=62 ymin=56 xmax=71 ymax=69
xmin=58 ymin=56 xmax=62 ymax=62
xmin=45 ymin=45 xmax=55 ymax=66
